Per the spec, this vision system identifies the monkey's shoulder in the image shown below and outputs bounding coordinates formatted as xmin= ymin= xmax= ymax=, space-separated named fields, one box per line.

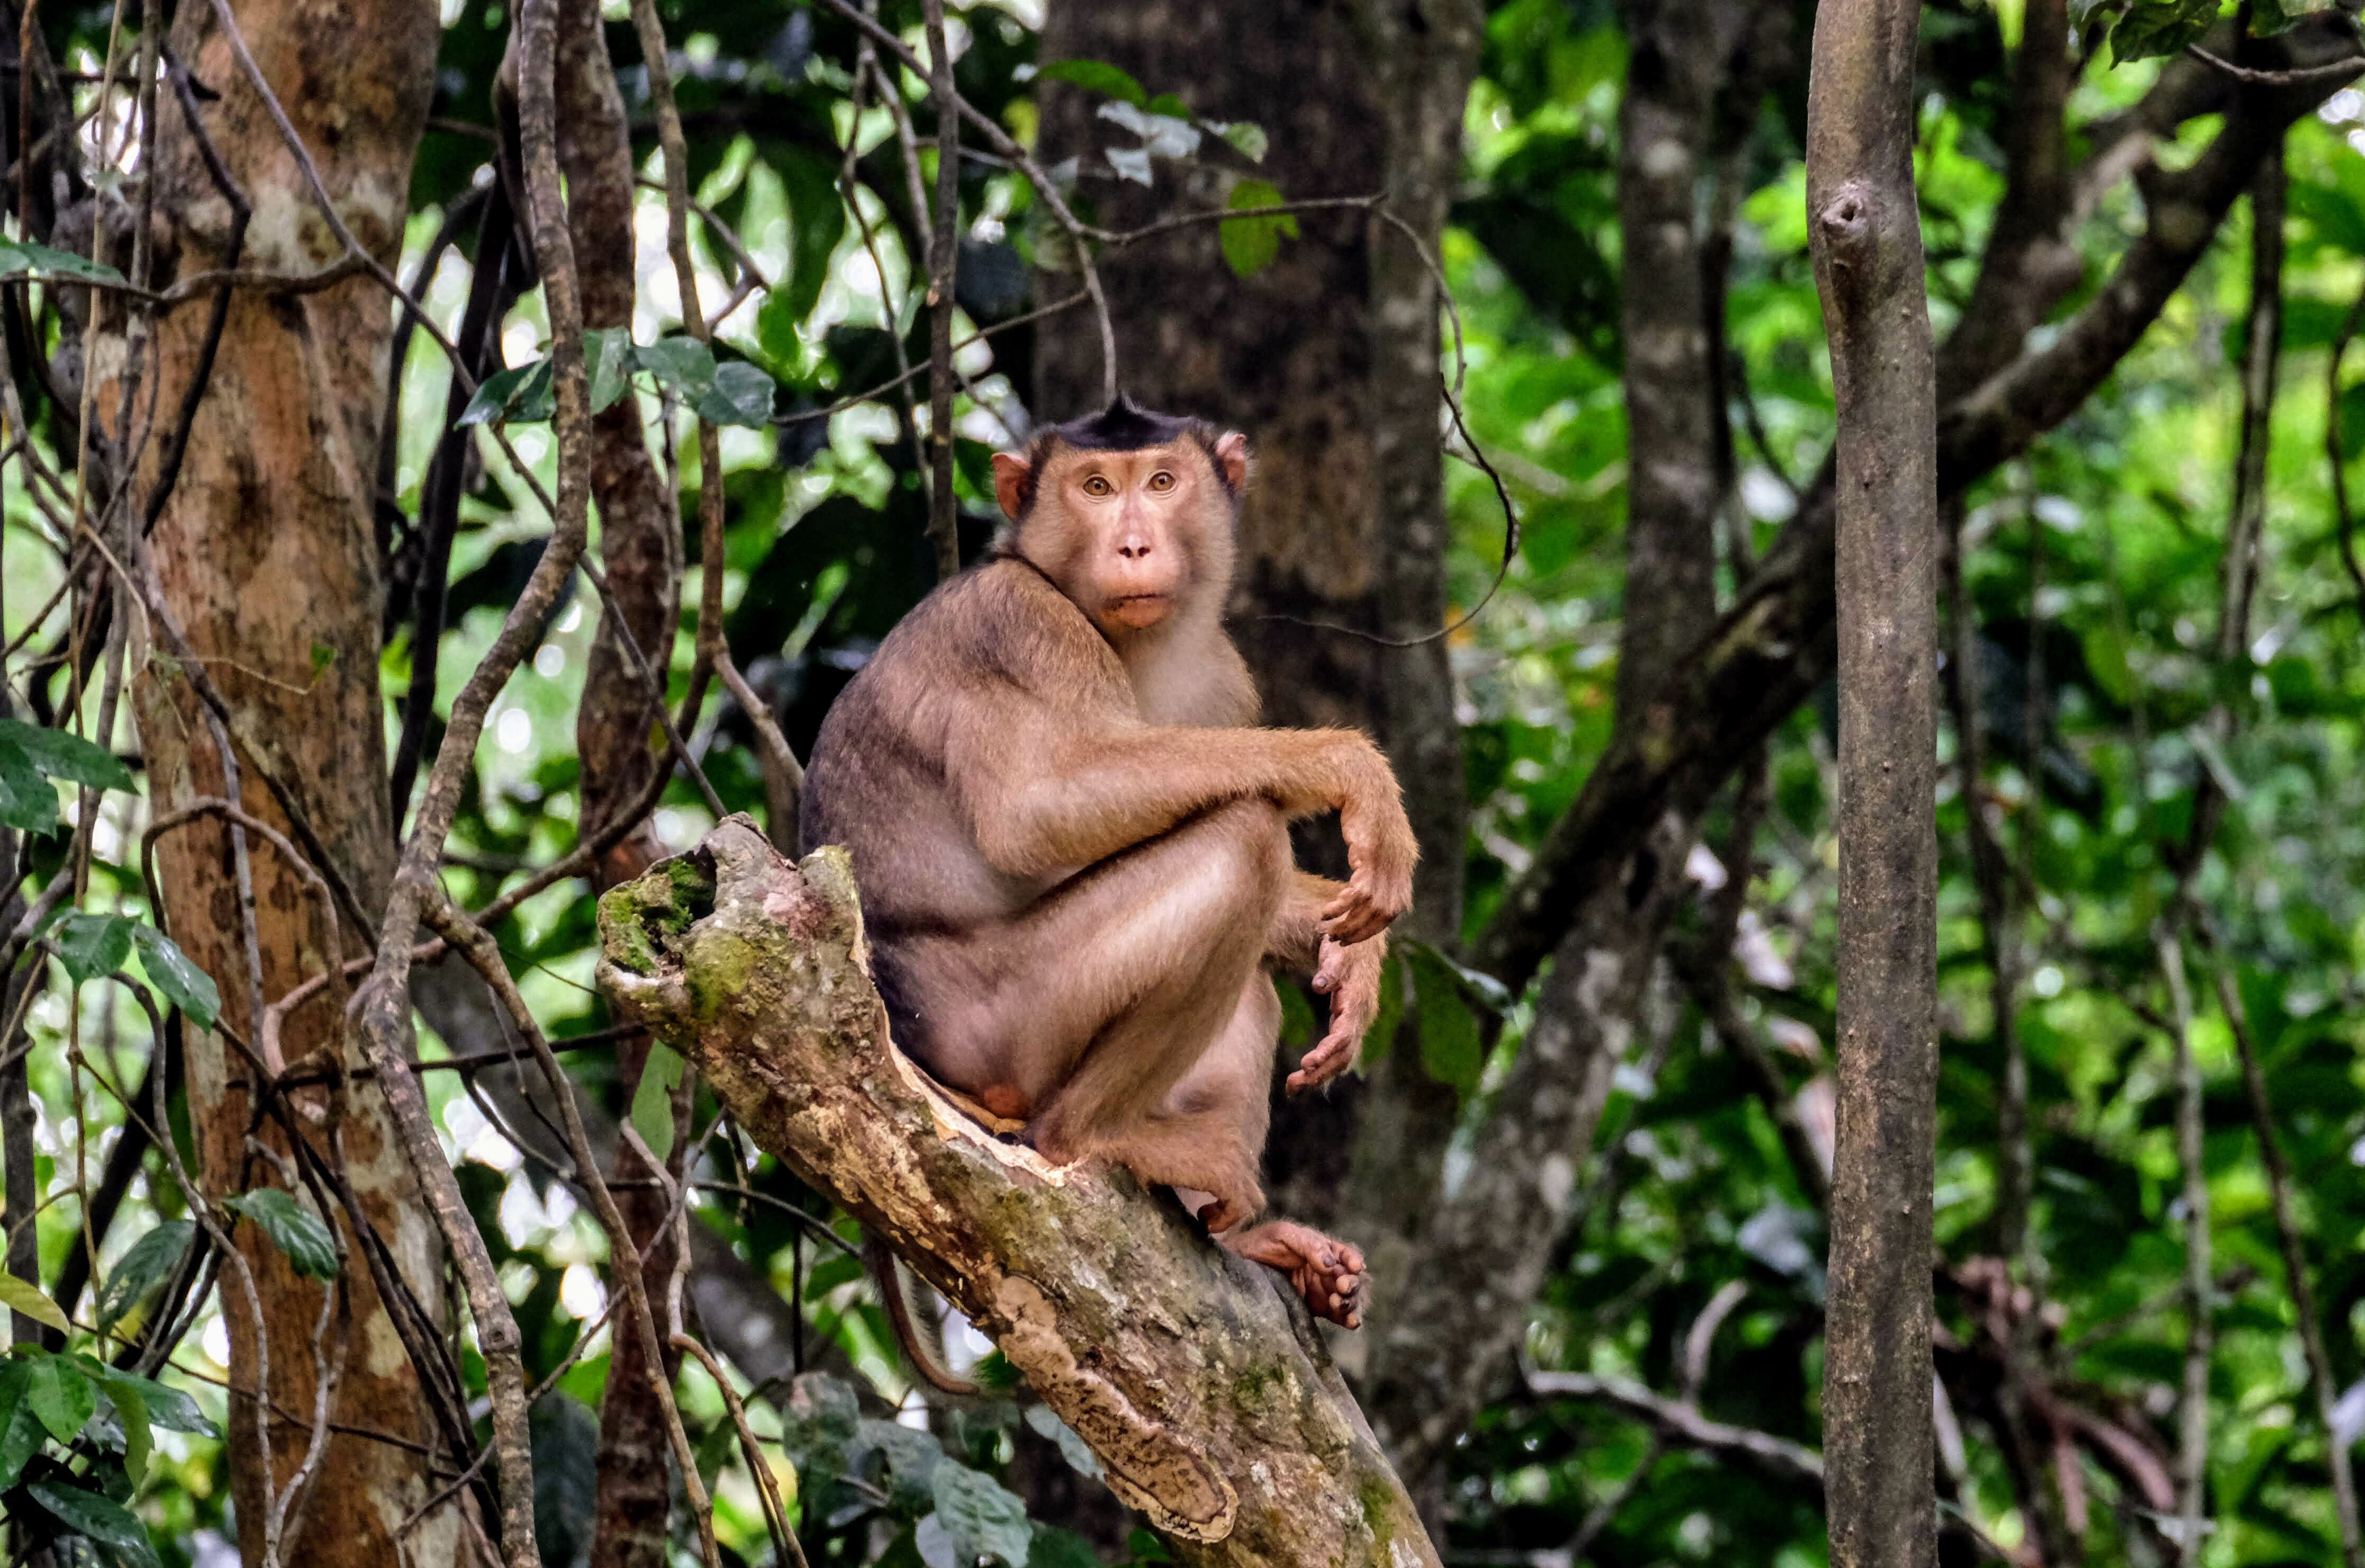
xmin=880 ymin=557 xmax=1131 ymax=700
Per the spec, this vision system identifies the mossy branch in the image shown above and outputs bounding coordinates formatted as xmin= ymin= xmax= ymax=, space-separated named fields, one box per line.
xmin=595 ymin=815 xmax=1436 ymax=1567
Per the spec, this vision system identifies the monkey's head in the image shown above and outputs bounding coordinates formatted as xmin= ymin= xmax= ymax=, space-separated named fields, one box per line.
xmin=991 ymin=396 xmax=1249 ymax=639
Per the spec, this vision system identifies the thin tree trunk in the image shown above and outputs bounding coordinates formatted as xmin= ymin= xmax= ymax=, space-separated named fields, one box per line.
xmin=553 ymin=0 xmax=692 ymax=1558
xmin=128 ymin=0 xmax=448 ymax=1560
xmin=1805 ymin=0 xmax=1941 ymax=1565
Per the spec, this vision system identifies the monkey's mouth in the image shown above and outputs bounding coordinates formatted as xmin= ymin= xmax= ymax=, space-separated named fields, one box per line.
xmin=1105 ymin=593 xmax=1172 ymax=629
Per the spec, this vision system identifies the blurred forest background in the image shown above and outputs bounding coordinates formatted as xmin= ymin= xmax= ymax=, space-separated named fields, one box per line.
xmin=2 ymin=0 xmax=2364 ymax=1563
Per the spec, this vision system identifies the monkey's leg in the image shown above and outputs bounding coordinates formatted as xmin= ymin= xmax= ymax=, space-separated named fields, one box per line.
xmin=1116 ymin=975 xmax=1370 ymax=1329
xmin=897 ymin=797 xmax=1288 ymax=1149
xmin=1100 ymin=972 xmax=1279 ymax=1232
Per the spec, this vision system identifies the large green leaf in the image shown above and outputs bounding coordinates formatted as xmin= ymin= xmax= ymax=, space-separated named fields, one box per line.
xmin=0 ymin=1361 xmax=42 ymax=1489
xmin=0 ymin=240 xmax=127 ymax=284
xmin=585 ymin=327 xmax=637 ymax=415
xmin=931 ymin=1461 xmax=1033 ymax=1567
xmin=25 ymin=1351 xmax=97 ymax=1443
xmin=2108 ymin=0 xmax=2220 ymax=61
xmin=98 ymin=1222 xmax=196 ymax=1333
xmin=129 ymin=925 xmax=221 ymax=1031
xmin=0 ymin=735 xmax=59 ymax=834
xmin=222 ymin=1189 xmax=338 ymax=1280
xmin=0 ymin=719 xmax=135 ymax=792
xmin=1219 ymin=178 xmax=1299 ymax=280
xmin=457 ymin=360 xmax=554 ymax=427
xmin=0 ymin=1273 xmax=69 ymax=1335
xmin=628 ymin=1042 xmax=688 ymax=1161
xmin=51 ymin=913 xmax=134 ymax=986
xmin=27 ymin=1480 xmax=161 ymax=1568
xmin=696 ymin=360 xmax=779 ymax=428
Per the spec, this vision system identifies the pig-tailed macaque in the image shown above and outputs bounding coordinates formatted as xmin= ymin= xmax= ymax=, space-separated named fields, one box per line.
xmin=802 ymin=396 xmax=1416 ymax=1334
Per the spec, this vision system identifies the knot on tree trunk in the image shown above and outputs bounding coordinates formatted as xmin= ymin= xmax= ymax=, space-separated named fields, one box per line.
xmin=593 ymin=815 xmax=1441 ymax=1566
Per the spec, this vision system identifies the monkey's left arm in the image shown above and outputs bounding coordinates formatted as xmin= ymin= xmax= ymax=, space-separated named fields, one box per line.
xmin=1270 ymin=872 xmax=1386 ymax=1093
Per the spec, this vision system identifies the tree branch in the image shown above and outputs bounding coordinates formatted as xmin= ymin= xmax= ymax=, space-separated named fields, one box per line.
xmin=594 ymin=818 xmax=1441 ymax=1567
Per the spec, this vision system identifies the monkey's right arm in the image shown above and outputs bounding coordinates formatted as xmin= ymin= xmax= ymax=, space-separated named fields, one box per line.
xmin=948 ymin=704 xmax=1416 ymax=942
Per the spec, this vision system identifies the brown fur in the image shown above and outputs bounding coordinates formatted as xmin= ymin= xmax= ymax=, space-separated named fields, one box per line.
xmin=800 ymin=403 xmax=1413 ymax=1327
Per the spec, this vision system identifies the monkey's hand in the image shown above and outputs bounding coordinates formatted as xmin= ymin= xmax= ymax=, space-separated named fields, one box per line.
xmin=1321 ymin=745 xmax=1416 ymax=944
xmin=1289 ymin=932 xmax=1386 ymax=1092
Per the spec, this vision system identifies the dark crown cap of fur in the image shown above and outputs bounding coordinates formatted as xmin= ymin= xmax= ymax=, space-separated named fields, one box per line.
xmin=1047 ymin=392 xmax=1211 ymax=452
xmin=1002 ymin=395 xmax=1242 ymax=523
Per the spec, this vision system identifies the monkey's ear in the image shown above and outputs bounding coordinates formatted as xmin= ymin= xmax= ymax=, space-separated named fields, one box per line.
xmin=1213 ymin=431 xmax=1250 ymax=493
xmin=991 ymin=452 xmax=1033 ymax=522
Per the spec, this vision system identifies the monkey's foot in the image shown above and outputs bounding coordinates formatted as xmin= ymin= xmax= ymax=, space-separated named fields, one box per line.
xmin=1222 ymin=1221 xmax=1367 ymax=1329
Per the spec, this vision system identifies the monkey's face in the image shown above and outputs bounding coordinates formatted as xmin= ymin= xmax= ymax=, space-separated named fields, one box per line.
xmin=995 ymin=434 xmax=1247 ymax=637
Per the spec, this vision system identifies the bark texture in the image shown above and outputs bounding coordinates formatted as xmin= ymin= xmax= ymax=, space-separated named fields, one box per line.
xmin=1805 ymin=0 xmax=1942 ymax=1564
xmin=128 ymin=0 xmax=447 ymax=1559
xmin=596 ymin=818 xmax=1440 ymax=1568
xmin=554 ymin=2 xmax=690 ymax=1560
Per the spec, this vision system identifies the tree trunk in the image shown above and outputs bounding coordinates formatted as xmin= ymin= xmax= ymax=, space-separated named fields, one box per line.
xmin=597 ymin=818 xmax=1443 ymax=1568
xmin=1805 ymin=0 xmax=1941 ymax=1564
xmin=1032 ymin=0 xmax=1479 ymax=1358
xmin=554 ymin=0 xmax=692 ymax=1560
xmin=127 ymin=0 xmax=448 ymax=1561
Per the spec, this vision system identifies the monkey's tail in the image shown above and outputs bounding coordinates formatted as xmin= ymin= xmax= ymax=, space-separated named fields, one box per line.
xmin=866 ymin=1234 xmax=982 ymax=1397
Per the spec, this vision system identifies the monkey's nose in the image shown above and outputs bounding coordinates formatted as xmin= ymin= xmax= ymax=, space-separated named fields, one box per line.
xmin=1117 ymin=539 xmax=1153 ymax=560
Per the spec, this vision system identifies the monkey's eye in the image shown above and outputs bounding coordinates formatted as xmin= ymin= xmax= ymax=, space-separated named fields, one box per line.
xmin=1081 ymin=475 xmax=1114 ymax=497
xmin=1147 ymin=471 xmax=1176 ymax=493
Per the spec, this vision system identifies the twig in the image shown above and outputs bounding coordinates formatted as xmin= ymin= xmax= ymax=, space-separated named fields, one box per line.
xmin=2186 ymin=42 xmax=2365 ymax=85
xmin=920 ymin=0 xmax=959 ymax=581
xmin=2156 ymin=920 xmax=2210 ymax=1568
xmin=1525 ymin=1364 xmax=1824 ymax=1489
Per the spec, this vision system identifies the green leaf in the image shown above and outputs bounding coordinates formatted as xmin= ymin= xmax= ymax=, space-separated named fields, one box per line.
xmin=27 ymin=1480 xmax=161 ymax=1568
xmin=25 ymin=1352 xmax=97 ymax=1442
xmin=94 ymin=1369 xmax=212 ymax=1436
xmin=99 ymin=1370 xmax=149 ymax=1483
xmin=308 ymin=640 xmax=337 ymax=677
xmin=0 ymin=736 xmax=58 ymax=834
xmin=130 ymin=925 xmax=220 ymax=1030
xmin=0 ymin=240 xmax=126 ymax=284
xmin=775 ymin=149 xmax=849 ymax=329
xmin=52 ymin=913 xmax=134 ymax=986
xmin=1144 ymin=93 xmax=1192 ymax=120
xmin=585 ymin=327 xmax=636 ymax=415
xmin=222 ymin=1189 xmax=338 ymax=1280
xmin=457 ymin=360 xmax=552 ymax=427
xmin=851 ymin=1416 xmax=944 ymax=1513
xmin=97 ymin=1222 xmax=195 ymax=1333
xmin=2108 ymin=0 xmax=2221 ymax=62
xmin=1408 ymin=947 xmax=1484 ymax=1099
xmin=633 ymin=337 xmax=717 ymax=401
xmin=1219 ymin=178 xmax=1299 ymax=279
xmin=2066 ymin=0 xmax=2123 ymax=30
xmin=1023 ymin=1404 xmax=1101 ymax=1479
xmin=1208 ymin=119 xmax=1269 ymax=164
xmin=0 ymin=719 xmax=134 ymax=792
xmin=932 ymin=1460 xmax=1034 ymax=1566
xmin=695 ymin=360 xmax=778 ymax=428
xmin=0 ymin=1362 xmax=41 ymax=1489
xmin=0 ymin=1273 xmax=70 ymax=1335
xmin=629 ymin=1042 xmax=687 ymax=1161
xmin=1034 ymin=59 xmax=1148 ymax=107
